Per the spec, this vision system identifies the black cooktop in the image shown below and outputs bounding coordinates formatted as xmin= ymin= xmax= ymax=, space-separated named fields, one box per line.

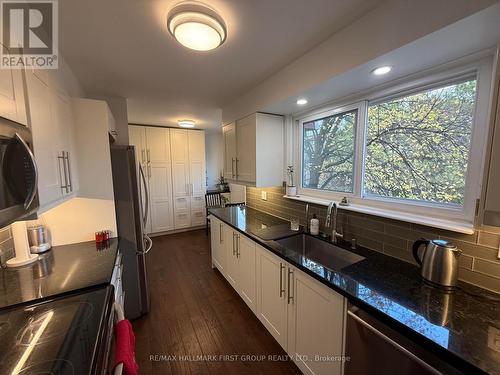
xmin=0 ymin=286 xmax=113 ymax=375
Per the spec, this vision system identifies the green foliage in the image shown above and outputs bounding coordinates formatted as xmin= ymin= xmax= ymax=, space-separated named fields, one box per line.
xmin=301 ymin=79 xmax=477 ymax=206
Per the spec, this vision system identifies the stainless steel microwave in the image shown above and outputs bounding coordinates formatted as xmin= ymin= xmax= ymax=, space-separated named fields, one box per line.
xmin=0 ymin=117 xmax=39 ymax=228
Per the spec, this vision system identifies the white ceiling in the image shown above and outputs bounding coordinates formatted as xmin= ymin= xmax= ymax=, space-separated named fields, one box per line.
xmin=59 ymin=0 xmax=382 ymax=129
xmin=265 ymin=3 xmax=500 ymax=116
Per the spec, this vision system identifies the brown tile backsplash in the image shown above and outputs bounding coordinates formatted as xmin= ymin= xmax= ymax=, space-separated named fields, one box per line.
xmin=0 ymin=226 xmax=14 ymax=267
xmin=247 ymin=186 xmax=500 ymax=293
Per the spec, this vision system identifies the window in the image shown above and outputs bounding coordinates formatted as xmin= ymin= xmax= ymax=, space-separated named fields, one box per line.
xmin=296 ymin=59 xmax=491 ymax=223
xmin=364 ymin=78 xmax=477 ymax=206
xmin=302 ymin=110 xmax=357 ymax=193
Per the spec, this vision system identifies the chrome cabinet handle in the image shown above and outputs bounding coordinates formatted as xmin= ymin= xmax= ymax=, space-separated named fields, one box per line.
xmin=347 ymin=310 xmax=441 ymax=374
xmin=147 ymin=149 xmax=151 ymax=163
xmin=279 ymin=263 xmax=285 ymax=298
xmin=141 ymin=149 xmax=146 ymax=163
xmin=287 ymin=268 xmax=294 ymax=304
xmin=236 ymin=234 xmax=240 ymax=258
xmin=232 ymin=232 xmax=236 ymax=256
xmin=219 ymin=223 xmax=223 ymax=244
xmin=147 ymin=164 xmax=152 ymax=179
xmin=138 ymin=164 xmax=149 ymax=228
xmin=65 ymin=152 xmax=72 ymax=192
xmin=231 ymin=158 xmax=235 ymax=178
xmin=235 ymin=158 xmax=239 ymax=179
xmin=15 ymin=133 xmax=38 ymax=209
xmin=57 ymin=152 xmax=67 ymax=193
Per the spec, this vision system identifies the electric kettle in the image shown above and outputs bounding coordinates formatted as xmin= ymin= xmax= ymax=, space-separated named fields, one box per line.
xmin=412 ymin=239 xmax=462 ymax=289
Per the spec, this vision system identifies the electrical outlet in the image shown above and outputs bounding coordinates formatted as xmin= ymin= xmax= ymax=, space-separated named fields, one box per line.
xmin=488 ymin=326 xmax=500 ymax=353
xmin=261 ymin=191 xmax=267 ymax=201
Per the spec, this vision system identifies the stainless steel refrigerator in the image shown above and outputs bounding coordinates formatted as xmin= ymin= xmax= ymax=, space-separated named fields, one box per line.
xmin=110 ymin=145 xmax=152 ymax=319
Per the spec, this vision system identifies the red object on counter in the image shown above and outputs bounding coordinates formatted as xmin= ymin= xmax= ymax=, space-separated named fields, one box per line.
xmin=95 ymin=232 xmax=103 ymax=243
xmin=103 ymin=230 xmax=110 ymax=241
xmin=114 ymin=320 xmax=139 ymax=375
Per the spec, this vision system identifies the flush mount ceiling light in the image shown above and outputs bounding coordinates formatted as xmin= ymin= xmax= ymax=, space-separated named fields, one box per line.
xmin=296 ymin=98 xmax=308 ymax=105
xmin=178 ymin=120 xmax=196 ymax=128
xmin=167 ymin=2 xmax=227 ymax=51
xmin=372 ymin=66 xmax=392 ymax=76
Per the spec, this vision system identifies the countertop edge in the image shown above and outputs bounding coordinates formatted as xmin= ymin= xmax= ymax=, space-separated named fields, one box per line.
xmin=208 ymin=210 xmax=489 ymax=375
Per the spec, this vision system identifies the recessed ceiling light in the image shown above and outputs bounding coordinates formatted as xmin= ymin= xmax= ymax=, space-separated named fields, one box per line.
xmin=178 ymin=120 xmax=195 ymax=128
xmin=167 ymin=2 xmax=227 ymax=51
xmin=296 ymin=98 xmax=308 ymax=105
xmin=372 ymin=66 xmax=392 ymax=76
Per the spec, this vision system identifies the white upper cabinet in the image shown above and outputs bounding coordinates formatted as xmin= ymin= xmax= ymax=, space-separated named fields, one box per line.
xmin=223 ymin=113 xmax=284 ymax=187
xmin=0 ymin=43 xmax=28 ymax=125
xmin=223 ymin=122 xmax=237 ymax=179
xmin=28 ymin=71 xmax=78 ymax=211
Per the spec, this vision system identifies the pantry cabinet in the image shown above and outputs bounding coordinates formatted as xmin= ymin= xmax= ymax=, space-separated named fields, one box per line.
xmin=222 ymin=113 xmax=284 ymax=187
xmin=128 ymin=126 xmax=206 ymax=233
xmin=211 ymin=220 xmax=345 ymax=375
xmin=129 ymin=126 xmax=174 ymax=233
xmin=0 ymin=43 xmax=28 ymax=125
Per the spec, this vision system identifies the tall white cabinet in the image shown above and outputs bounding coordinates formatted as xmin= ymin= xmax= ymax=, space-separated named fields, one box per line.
xmin=129 ymin=125 xmax=206 ymax=234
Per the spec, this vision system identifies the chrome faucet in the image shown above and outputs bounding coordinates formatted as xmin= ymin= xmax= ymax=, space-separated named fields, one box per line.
xmin=323 ymin=202 xmax=343 ymax=243
xmin=331 ymin=202 xmax=343 ymax=244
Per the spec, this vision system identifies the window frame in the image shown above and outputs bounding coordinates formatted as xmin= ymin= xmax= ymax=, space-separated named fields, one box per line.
xmin=294 ymin=56 xmax=493 ymax=223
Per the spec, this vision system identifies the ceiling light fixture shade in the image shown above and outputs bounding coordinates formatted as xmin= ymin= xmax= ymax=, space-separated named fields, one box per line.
xmin=178 ymin=120 xmax=196 ymax=128
xmin=167 ymin=2 xmax=227 ymax=51
xmin=372 ymin=66 xmax=392 ymax=75
xmin=296 ymin=98 xmax=308 ymax=105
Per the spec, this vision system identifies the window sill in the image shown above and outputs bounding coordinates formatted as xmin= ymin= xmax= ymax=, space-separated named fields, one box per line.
xmin=283 ymin=195 xmax=475 ymax=234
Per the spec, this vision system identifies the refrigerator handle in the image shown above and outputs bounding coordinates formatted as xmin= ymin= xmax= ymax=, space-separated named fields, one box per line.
xmin=139 ymin=164 xmax=150 ymax=229
xmin=143 ymin=234 xmax=153 ymax=254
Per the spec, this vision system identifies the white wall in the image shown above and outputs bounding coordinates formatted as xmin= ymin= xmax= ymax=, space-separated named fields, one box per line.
xmin=36 ymin=198 xmax=117 ymax=246
xmin=222 ymin=0 xmax=497 ymax=123
xmin=205 ymin=129 xmax=224 ymax=190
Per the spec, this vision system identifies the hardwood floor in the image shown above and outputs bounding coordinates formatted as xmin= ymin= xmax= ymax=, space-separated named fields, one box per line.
xmin=132 ymin=229 xmax=302 ymax=375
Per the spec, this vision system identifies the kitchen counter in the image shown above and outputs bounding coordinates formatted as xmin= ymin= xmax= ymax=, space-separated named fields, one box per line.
xmin=0 ymin=238 xmax=119 ymax=310
xmin=209 ymin=206 xmax=500 ymax=375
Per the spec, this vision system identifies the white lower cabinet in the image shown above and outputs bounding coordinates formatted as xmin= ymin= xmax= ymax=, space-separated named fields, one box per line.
xmin=256 ymin=245 xmax=288 ymax=349
xmin=287 ymin=267 xmax=345 ymax=375
xmin=212 ymin=224 xmax=345 ymax=375
xmin=209 ymin=216 xmax=226 ymax=273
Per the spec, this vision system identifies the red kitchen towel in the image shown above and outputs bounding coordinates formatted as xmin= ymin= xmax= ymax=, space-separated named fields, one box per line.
xmin=114 ymin=320 xmax=139 ymax=375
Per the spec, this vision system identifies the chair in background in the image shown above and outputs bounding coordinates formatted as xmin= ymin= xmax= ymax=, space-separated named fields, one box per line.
xmin=205 ymin=192 xmax=222 ymax=235
xmin=225 ymin=202 xmax=245 ymax=207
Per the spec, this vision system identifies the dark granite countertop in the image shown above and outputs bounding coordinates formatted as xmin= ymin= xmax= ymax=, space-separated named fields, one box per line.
xmin=0 ymin=238 xmax=118 ymax=311
xmin=209 ymin=206 xmax=500 ymax=375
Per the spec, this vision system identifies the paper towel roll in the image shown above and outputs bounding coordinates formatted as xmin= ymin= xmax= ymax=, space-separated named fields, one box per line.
xmin=11 ymin=221 xmax=31 ymax=262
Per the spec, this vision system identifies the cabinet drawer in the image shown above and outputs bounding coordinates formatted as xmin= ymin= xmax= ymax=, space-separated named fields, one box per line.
xmin=175 ymin=211 xmax=191 ymax=228
xmin=191 ymin=208 xmax=206 ymax=226
xmin=191 ymin=195 xmax=205 ymax=208
xmin=174 ymin=196 xmax=190 ymax=211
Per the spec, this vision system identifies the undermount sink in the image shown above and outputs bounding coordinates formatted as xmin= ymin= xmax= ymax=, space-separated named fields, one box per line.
xmin=275 ymin=234 xmax=365 ymax=270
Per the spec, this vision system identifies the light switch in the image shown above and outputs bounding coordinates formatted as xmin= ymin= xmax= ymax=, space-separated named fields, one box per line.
xmin=261 ymin=191 xmax=267 ymax=200
xmin=488 ymin=326 xmax=500 ymax=352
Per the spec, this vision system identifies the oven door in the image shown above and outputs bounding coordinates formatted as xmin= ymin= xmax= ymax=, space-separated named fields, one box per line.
xmin=0 ymin=118 xmax=39 ymax=228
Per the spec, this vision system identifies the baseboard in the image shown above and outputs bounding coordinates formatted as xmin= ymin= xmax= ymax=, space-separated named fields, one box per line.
xmin=148 ymin=225 xmax=205 ymax=237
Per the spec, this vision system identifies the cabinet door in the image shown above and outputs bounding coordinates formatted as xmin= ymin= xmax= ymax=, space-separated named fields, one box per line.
xmin=256 ymin=246 xmax=288 ymax=349
xmin=188 ymin=129 xmax=206 ymax=196
xmin=149 ymin=162 xmax=174 ymax=232
xmin=287 ymin=267 xmax=345 ymax=375
xmin=210 ymin=217 xmax=226 ymax=273
xmin=223 ymin=123 xmax=237 ymax=179
xmin=0 ymin=43 xmax=27 ymax=125
xmin=236 ymin=115 xmax=256 ymax=183
xmin=170 ymin=129 xmax=190 ymax=197
xmin=129 ymin=126 xmax=147 ymax=166
xmin=224 ymin=226 xmax=238 ymax=288
xmin=147 ymin=128 xmax=173 ymax=233
xmin=236 ymin=233 xmax=256 ymax=312
xmin=129 ymin=126 xmax=152 ymax=234
xmin=28 ymin=73 xmax=64 ymax=208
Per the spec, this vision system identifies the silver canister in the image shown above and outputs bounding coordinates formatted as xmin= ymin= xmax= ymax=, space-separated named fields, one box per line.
xmin=27 ymin=225 xmax=51 ymax=254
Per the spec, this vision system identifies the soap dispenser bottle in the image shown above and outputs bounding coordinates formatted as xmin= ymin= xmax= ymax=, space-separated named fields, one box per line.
xmin=310 ymin=214 xmax=320 ymax=235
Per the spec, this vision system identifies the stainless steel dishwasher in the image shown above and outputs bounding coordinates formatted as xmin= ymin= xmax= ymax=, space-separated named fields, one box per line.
xmin=344 ymin=303 xmax=464 ymax=375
